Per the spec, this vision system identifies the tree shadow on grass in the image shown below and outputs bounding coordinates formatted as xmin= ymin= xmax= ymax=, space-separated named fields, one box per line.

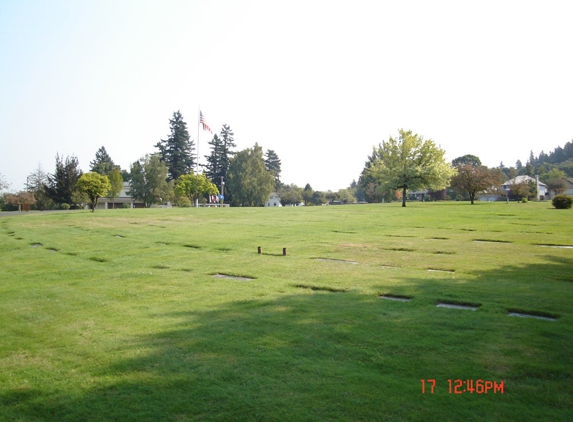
xmin=2 ymin=259 xmax=573 ymax=422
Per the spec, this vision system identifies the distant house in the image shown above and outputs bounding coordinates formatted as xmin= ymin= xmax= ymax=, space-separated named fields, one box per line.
xmin=498 ymin=175 xmax=548 ymax=200
xmin=265 ymin=193 xmax=282 ymax=207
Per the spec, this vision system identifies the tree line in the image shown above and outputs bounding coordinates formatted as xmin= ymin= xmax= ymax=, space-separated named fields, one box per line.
xmin=2 ymin=120 xmax=571 ymax=210
xmin=1 ymin=111 xmax=318 ymax=210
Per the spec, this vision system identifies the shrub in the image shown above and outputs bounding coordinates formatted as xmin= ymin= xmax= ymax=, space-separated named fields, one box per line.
xmin=552 ymin=195 xmax=573 ymax=209
xmin=60 ymin=203 xmax=70 ymax=210
xmin=521 ymin=197 xmax=528 ymax=203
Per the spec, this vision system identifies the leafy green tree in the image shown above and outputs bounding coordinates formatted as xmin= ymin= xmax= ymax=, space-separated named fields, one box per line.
xmin=76 ymin=172 xmax=111 ymax=212
xmin=174 ymin=173 xmax=219 ymax=205
xmin=278 ymin=184 xmax=303 ymax=205
xmin=337 ymin=188 xmax=357 ymax=204
xmin=129 ymin=155 xmax=172 ymax=207
xmin=452 ymin=154 xmax=482 ymax=167
xmin=44 ymin=154 xmax=83 ymax=206
xmin=301 ymin=183 xmax=314 ymax=205
xmin=450 ymin=164 xmax=501 ymax=204
xmin=310 ymin=191 xmax=326 ymax=205
xmin=90 ymin=146 xmax=116 ymax=175
xmin=107 ymin=167 xmax=124 ymax=208
xmin=227 ymin=144 xmax=274 ymax=206
xmin=369 ymin=129 xmax=456 ymax=207
xmin=156 ymin=111 xmax=195 ymax=181
xmin=540 ymin=168 xmax=567 ymax=196
xmin=264 ymin=149 xmax=282 ymax=190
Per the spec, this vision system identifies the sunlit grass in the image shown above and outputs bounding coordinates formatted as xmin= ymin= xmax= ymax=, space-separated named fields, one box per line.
xmin=0 ymin=202 xmax=572 ymax=421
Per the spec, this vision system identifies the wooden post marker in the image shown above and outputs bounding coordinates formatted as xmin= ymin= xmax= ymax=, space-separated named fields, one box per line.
xmin=258 ymin=246 xmax=262 ymax=254
xmin=283 ymin=248 xmax=287 ymax=256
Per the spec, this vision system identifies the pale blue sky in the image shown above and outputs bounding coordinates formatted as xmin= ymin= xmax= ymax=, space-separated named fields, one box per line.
xmin=1 ymin=0 xmax=572 ymax=192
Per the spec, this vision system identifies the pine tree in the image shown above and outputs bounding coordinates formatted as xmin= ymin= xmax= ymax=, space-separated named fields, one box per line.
xmin=90 ymin=146 xmax=116 ymax=175
xmin=44 ymin=154 xmax=83 ymax=206
xmin=204 ymin=124 xmax=236 ymax=200
xmin=264 ymin=149 xmax=282 ymax=190
xmin=155 ymin=111 xmax=195 ymax=181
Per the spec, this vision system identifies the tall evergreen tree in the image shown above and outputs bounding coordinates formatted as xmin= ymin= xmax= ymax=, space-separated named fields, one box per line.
xmin=90 ymin=146 xmax=116 ymax=175
xmin=264 ymin=149 xmax=282 ymax=190
xmin=204 ymin=124 xmax=236 ymax=200
xmin=26 ymin=163 xmax=54 ymax=210
xmin=155 ymin=111 xmax=195 ymax=181
xmin=44 ymin=154 xmax=83 ymax=206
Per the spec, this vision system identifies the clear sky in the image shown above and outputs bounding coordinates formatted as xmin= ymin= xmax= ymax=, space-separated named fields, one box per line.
xmin=1 ymin=0 xmax=572 ymax=192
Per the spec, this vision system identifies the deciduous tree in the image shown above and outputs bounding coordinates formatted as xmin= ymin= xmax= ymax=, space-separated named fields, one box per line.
xmin=174 ymin=173 xmax=219 ymax=205
xmin=107 ymin=168 xmax=124 ymax=208
xmin=5 ymin=191 xmax=36 ymax=211
xmin=227 ymin=144 xmax=274 ymax=206
xmin=129 ymin=155 xmax=172 ymax=207
xmin=76 ymin=172 xmax=111 ymax=212
xmin=156 ymin=111 xmax=195 ymax=181
xmin=452 ymin=154 xmax=481 ymax=167
xmin=278 ymin=184 xmax=303 ymax=206
xmin=450 ymin=165 xmax=502 ymax=204
xmin=369 ymin=129 xmax=456 ymax=207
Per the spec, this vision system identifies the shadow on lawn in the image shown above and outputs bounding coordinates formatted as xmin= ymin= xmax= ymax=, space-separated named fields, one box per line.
xmin=2 ymin=259 xmax=573 ymax=422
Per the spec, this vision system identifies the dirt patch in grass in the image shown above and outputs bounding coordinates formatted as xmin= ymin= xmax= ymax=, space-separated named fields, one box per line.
xmin=212 ymin=273 xmax=254 ymax=281
xmin=295 ymin=284 xmax=347 ymax=293
xmin=380 ymin=265 xmax=397 ymax=269
xmin=46 ymin=247 xmax=59 ymax=252
xmin=474 ymin=239 xmax=512 ymax=244
xmin=151 ymin=265 xmax=169 ymax=269
xmin=385 ymin=234 xmax=416 ymax=238
xmin=428 ymin=236 xmax=449 ymax=240
xmin=383 ymin=247 xmax=415 ymax=252
xmin=433 ymin=251 xmax=455 ymax=255
xmin=217 ymin=247 xmax=232 ymax=252
xmin=428 ymin=268 xmax=455 ymax=273
xmin=535 ymin=244 xmax=573 ymax=249
xmin=461 ymin=228 xmax=476 ymax=232
xmin=508 ymin=309 xmax=559 ymax=321
xmin=332 ymin=230 xmax=357 ymax=234
xmin=183 ymin=244 xmax=202 ymax=249
xmin=30 ymin=243 xmax=43 ymax=247
xmin=89 ymin=257 xmax=108 ymax=263
xmin=437 ymin=301 xmax=480 ymax=311
xmin=315 ymin=258 xmax=358 ymax=264
xmin=379 ymin=294 xmax=412 ymax=302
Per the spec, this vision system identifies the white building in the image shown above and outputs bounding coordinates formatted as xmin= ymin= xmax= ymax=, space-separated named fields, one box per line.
xmin=265 ymin=193 xmax=282 ymax=207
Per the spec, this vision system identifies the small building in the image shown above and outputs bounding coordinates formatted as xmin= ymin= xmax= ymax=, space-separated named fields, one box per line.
xmin=89 ymin=182 xmax=145 ymax=209
xmin=265 ymin=193 xmax=282 ymax=207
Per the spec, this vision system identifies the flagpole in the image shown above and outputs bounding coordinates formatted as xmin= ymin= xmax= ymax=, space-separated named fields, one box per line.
xmin=196 ymin=107 xmax=200 ymax=173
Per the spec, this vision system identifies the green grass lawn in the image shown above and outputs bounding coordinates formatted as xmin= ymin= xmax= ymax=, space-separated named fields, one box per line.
xmin=0 ymin=202 xmax=572 ymax=421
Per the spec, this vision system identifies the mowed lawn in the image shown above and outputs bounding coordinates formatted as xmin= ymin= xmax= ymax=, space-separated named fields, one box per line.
xmin=0 ymin=202 xmax=571 ymax=422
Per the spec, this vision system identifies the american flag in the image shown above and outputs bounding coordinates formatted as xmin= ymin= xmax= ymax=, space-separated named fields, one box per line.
xmin=200 ymin=111 xmax=212 ymax=133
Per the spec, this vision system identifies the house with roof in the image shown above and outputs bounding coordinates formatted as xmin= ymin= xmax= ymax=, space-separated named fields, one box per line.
xmin=501 ymin=175 xmax=548 ymax=200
